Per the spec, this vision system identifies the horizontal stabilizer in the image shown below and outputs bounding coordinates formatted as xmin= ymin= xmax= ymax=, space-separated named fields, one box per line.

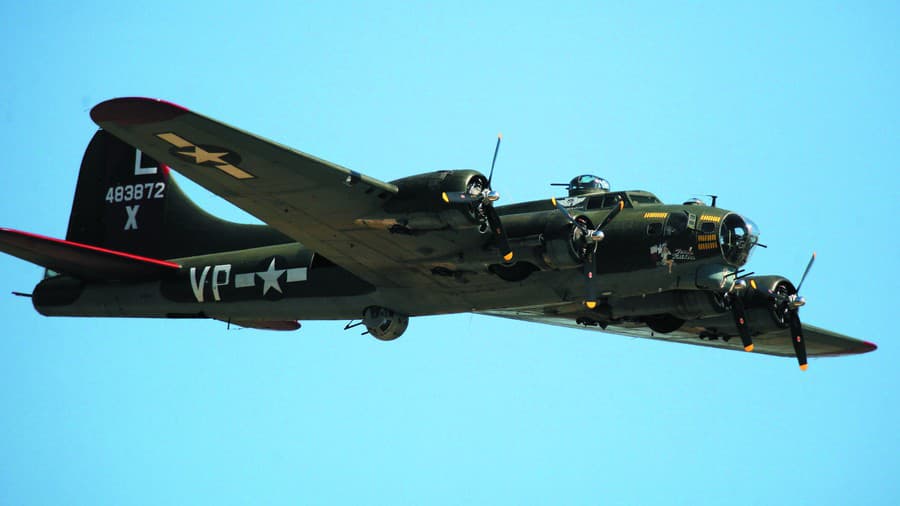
xmin=0 ymin=228 xmax=180 ymax=281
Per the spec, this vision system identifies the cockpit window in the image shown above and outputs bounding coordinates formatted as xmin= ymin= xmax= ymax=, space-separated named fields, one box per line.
xmin=629 ymin=194 xmax=661 ymax=205
xmin=587 ymin=193 xmax=623 ymax=210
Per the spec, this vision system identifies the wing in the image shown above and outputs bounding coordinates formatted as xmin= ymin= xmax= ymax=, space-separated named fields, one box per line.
xmin=479 ymin=305 xmax=876 ymax=360
xmin=90 ymin=98 xmax=456 ymax=289
xmin=0 ymin=228 xmax=180 ymax=281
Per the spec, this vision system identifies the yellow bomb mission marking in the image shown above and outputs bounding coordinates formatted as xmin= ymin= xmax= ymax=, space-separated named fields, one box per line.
xmin=156 ymin=132 xmax=255 ymax=180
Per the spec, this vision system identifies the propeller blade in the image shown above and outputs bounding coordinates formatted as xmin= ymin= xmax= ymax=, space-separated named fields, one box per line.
xmin=596 ymin=198 xmax=625 ymax=231
xmin=487 ymin=133 xmax=502 ymax=186
xmin=796 ymin=252 xmax=816 ymax=293
xmin=787 ymin=308 xmax=808 ymax=370
xmin=583 ymin=250 xmax=598 ymax=309
xmin=441 ymin=191 xmax=475 ymax=204
xmin=551 ymin=198 xmax=579 ymax=225
xmin=729 ymin=295 xmax=754 ymax=352
xmin=484 ymin=204 xmax=513 ymax=263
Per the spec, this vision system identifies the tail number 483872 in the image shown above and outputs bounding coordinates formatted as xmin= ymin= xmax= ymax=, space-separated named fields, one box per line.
xmin=104 ymin=183 xmax=165 ymax=203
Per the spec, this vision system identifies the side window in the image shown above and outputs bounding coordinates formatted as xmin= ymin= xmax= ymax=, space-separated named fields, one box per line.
xmin=646 ymin=222 xmax=662 ymax=235
xmin=664 ymin=212 xmax=688 ymax=237
xmin=700 ymin=221 xmax=716 ymax=234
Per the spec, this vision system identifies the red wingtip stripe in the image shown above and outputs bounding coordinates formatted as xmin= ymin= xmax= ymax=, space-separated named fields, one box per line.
xmin=0 ymin=228 xmax=181 ymax=269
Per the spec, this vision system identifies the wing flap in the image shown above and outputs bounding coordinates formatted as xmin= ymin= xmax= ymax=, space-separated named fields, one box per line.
xmin=0 ymin=228 xmax=180 ymax=281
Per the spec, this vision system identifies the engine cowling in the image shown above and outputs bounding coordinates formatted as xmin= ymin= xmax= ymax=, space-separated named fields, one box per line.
xmin=735 ymin=275 xmax=797 ymax=332
xmin=362 ymin=306 xmax=409 ymax=341
xmin=384 ymin=169 xmax=489 ymax=228
xmin=540 ymin=215 xmax=594 ymax=270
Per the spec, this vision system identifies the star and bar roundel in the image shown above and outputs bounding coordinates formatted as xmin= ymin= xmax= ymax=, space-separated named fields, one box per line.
xmin=236 ymin=256 xmax=308 ymax=301
xmin=157 ymin=132 xmax=255 ymax=180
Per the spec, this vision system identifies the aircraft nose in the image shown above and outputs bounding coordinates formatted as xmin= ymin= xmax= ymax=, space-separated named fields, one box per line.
xmin=719 ymin=213 xmax=760 ymax=267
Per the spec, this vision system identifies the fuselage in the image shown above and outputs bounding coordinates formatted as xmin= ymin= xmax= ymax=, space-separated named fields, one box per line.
xmin=31 ymin=189 xmax=757 ymax=327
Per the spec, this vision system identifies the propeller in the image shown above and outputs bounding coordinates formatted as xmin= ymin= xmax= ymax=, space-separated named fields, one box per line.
xmin=724 ymin=253 xmax=815 ymax=369
xmin=782 ymin=252 xmax=815 ymax=371
xmin=726 ymin=282 xmax=755 ymax=352
xmin=442 ymin=134 xmax=513 ymax=263
xmin=551 ymin=197 xmax=624 ymax=308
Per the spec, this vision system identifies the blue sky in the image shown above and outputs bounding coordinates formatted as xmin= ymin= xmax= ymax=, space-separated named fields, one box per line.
xmin=1 ymin=1 xmax=897 ymax=504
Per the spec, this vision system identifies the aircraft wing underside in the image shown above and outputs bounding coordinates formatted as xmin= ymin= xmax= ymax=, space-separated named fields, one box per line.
xmin=90 ymin=98 xmax=469 ymax=290
xmin=479 ymin=306 xmax=876 ymax=360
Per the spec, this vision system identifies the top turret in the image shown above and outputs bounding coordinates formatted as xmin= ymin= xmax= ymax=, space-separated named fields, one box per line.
xmin=555 ymin=174 xmax=610 ymax=196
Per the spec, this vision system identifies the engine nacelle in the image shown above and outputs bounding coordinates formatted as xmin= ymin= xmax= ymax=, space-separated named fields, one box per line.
xmin=362 ymin=306 xmax=409 ymax=341
xmin=540 ymin=216 xmax=594 ymax=270
xmin=384 ymin=170 xmax=489 ymax=228
xmin=736 ymin=275 xmax=796 ymax=332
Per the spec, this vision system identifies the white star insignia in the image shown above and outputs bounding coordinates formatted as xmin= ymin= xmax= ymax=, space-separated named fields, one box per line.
xmin=177 ymin=146 xmax=229 ymax=165
xmin=256 ymin=258 xmax=286 ymax=295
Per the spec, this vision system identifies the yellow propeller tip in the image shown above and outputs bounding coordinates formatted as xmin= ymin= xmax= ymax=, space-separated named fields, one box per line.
xmin=503 ymin=252 xmax=514 ymax=262
xmin=498 ymin=132 xmax=503 ymax=139
xmin=799 ymin=364 xmax=809 ymax=371
xmin=584 ymin=301 xmax=598 ymax=309
xmin=441 ymin=192 xmax=449 ymax=203
xmin=551 ymin=197 xmax=557 ymax=206
xmin=744 ymin=344 xmax=754 ymax=352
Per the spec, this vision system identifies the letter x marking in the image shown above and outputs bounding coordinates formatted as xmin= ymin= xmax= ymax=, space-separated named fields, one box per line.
xmin=124 ymin=205 xmax=140 ymax=230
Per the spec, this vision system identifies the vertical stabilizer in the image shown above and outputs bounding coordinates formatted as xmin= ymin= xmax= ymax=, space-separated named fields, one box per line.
xmin=66 ymin=130 xmax=290 ymax=260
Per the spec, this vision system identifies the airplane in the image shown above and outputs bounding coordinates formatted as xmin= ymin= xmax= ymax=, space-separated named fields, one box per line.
xmin=0 ymin=97 xmax=876 ymax=370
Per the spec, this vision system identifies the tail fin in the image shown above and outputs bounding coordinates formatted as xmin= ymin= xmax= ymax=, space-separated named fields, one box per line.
xmin=66 ymin=130 xmax=291 ymax=260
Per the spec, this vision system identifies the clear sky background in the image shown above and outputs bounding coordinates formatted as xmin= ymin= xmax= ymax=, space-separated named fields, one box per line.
xmin=1 ymin=1 xmax=897 ymax=505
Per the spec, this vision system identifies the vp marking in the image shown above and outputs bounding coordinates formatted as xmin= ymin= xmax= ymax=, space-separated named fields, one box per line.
xmin=190 ymin=258 xmax=309 ymax=302
xmin=190 ymin=264 xmax=232 ymax=302
xmin=124 ymin=205 xmax=140 ymax=230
